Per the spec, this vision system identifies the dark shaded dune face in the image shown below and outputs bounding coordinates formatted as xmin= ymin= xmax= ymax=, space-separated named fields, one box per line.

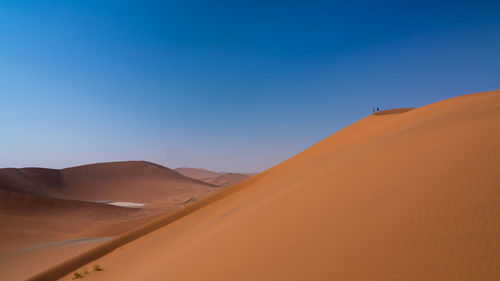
xmin=0 ymin=189 xmax=143 ymax=236
xmin=373 ymin=107 xmax=416 ymax=115
xmin=20 ymin=168 xmax=63 ymax=187
xmin=0 ymin=189 xmax=137 ymax=215
xmin=0 ymin=168 xmax=55 ymax=196
xmin=0 ymin=189 xmax=141 ymax=246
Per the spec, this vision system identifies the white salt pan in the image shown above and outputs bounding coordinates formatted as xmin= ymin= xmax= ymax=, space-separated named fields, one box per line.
xmin=107 ymin=202 xmax=145 ymax=208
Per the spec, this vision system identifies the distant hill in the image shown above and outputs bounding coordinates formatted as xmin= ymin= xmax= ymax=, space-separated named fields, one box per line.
xmin=0 ymin=161 xmax=215 ymax=202
xmin=175 ymin=167 xmax=253 ymax=187
xmin=175 ymin=167 xmax=221 ymax=180
xmin=202 ymin=172 xmax=252 ymax=187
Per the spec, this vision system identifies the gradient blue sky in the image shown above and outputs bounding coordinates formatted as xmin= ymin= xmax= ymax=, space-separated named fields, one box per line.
xmin=1 ymin=0 xmax=499 ymax=172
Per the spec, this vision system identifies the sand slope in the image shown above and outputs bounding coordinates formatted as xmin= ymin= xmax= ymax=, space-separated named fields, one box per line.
xmin=35 ymin=90 xmax=500 ymax=281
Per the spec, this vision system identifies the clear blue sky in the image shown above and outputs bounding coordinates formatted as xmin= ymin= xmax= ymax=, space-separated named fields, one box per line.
xmin=1 ymin=0 xmax=499 ymax=172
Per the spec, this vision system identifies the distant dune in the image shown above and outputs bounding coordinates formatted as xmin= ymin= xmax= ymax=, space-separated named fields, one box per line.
xmin=175 ymin=167 xmax=253 ymax=187
xmin=175 ymin=167 xmax=221 ymax=180
xmin=202 ymin=172 xmax=252 ymax=187
xmin=38 ymin=89 xmax=499 ymax=281
xmin=0 ymin=161 xmax=215 ymax=203
xmin=0 ymin=161 xmax=218 ymax=281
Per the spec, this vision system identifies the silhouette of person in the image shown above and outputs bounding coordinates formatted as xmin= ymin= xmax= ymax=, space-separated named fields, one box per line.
xmin=377 ymin=107 xmax=380 ymax=111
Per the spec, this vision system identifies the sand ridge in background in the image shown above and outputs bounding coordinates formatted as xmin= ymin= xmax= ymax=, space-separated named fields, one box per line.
xmin=0 ymin=161 xmax=216 ymax=202
xmin=175 ymin=167 xmax=253 ymax=187
xmin=174 ymin=168 xmax=222 ymax=180
xmin=28 ymin=90 xmax=500 ymax=280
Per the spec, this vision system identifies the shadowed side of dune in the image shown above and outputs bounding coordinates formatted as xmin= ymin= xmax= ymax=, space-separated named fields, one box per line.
xmin=0 ymin=168 xmax=62 ymax=197
xmin=0 ymin=189 xmax=138 ymax=213
xmin=0 ymin=189 xmax=142 ymax=252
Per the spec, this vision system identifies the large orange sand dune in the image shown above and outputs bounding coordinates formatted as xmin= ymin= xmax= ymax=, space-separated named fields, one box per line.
xmin=33 ymin=90 xmax=500 ymax=281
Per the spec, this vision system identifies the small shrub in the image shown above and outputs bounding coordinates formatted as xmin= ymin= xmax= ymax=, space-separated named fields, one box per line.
xmin=93 ymin=264 xmax=103 ymax=271
xmin=72 ymin=272 xmax=84 ymax=279
xmin=83 ymin=267 xmax=89 ymax=274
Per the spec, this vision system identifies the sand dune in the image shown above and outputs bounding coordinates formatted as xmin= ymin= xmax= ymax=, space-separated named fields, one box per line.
xmin=176 ymin=167 xmax=252 ymax=187
xmin=202 ymin=172 xmax=252 ymax=187
xmin=175 ymin=167 xmax=221 ymax=180
xmin=0 ymin=161 xmax=215 ymax=203
xmin=32 ymin=90 xmax=500 ymax=281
